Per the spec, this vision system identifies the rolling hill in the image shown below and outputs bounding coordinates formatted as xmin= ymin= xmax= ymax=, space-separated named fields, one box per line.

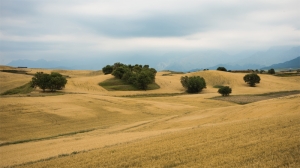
xmin=0 ymin=66 xmax=300 ymax=167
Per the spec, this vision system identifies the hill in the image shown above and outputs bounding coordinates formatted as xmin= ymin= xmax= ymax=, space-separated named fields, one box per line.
xmin=262 ymin=56 xmax=300 ymax=69
xmin=0 ymin=67 xmax=300 ymax=167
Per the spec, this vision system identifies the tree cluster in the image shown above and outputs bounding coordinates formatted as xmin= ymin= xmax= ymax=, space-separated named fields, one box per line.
xmin=103 ymin=63 xmax=157 ymax=90
xmin=181 ymin=76 xmax=206 ymax=93
xmin=30 ymin=72 xmax=67 ymax=92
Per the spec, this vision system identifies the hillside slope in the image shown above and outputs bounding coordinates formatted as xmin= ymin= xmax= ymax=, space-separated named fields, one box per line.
xmin=0 ymin=67 xmax=300 ymax=167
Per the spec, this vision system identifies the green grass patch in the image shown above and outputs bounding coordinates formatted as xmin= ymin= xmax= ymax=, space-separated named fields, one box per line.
xmin=99 ymin=78 xmax=160 ymax=91
xmin=1 ymin=82 xmax=34 ymax=95
xmin=162 ymin=71 xmax=185 ymax=76
xmin=213 ymin=85 xmax=225 ymax=88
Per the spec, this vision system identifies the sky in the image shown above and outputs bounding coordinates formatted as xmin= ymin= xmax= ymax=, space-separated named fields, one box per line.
xmin=0 ymin=0 xmax=299 ymax=65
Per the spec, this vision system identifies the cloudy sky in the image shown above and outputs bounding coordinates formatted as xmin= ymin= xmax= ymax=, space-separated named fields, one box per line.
xmin=0 ymin=0 xmax=299 ymax=65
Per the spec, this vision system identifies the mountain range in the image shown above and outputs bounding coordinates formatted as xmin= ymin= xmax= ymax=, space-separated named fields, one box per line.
xmin=6 ymin=46 xmax=300 ymax=71
xmin=261 ymin=56 xmax=300 ymax=70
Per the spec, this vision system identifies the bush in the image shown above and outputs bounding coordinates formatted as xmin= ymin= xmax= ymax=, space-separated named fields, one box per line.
xmin=218 ymin=86 xmax=232 ymax=96
xmin=243 ymin=73 xmax=260 ymax=87
xmin=268 ymin=68 xmax=275 ymax=74
xmin=217 ymin=67 xmax=227 ymax=71
xmin=181 ymin=76 xmax=206 ymax=93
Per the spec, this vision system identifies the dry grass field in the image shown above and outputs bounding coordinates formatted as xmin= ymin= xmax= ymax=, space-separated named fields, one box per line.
xmin=0 ymin=66 xmax=299 ymax=167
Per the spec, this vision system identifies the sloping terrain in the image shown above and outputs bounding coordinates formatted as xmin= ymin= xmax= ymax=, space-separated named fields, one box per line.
xmin=0 ymin=67 xmax=299 ymax=167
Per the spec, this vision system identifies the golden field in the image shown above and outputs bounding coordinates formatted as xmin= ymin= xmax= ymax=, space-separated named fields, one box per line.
xmin=0 ymin=66 xmax=299 ymax=167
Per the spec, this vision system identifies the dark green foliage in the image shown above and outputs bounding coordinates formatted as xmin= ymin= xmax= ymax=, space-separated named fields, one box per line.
xmin=103 ymin=63 xmax=157 ymax=90
xmin=260 ymin=70 xmax=265 ymax=74
xmin=102 ymin=65 xmax=113 ymax=75
xmin=180 ymin=76 xmax=189 ymax=88
xmin=31 ymin=72 xmax=67 ymax=92
xmin=268 ymin=68 xmax=275 ymax=74
xmin=217 ymin=67 xmax=227 ymax=71
xmin=181 ymin=76 xmax=206 ymax=93
xmin=243 ymin=73 xmax=261 ymax=87
xmin=112 ymin=66 xmax=128 ymax=79
xmin=49 ymin=72 xmax=67 ymax=91
xmin=136 ymin=71 xmax=152 ymax=90
xmin=218 ymin=86 xmax=232 ymax=96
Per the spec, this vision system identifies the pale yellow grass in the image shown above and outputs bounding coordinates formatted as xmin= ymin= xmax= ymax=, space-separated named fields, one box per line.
xmin=0 ymin=67 xmax=300 ymax=167
xmin=0 ymin=72 xmax=32 ymax=94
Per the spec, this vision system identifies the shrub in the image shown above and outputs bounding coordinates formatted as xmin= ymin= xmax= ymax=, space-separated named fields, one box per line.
xmin=243 ymin=73 xmax=260 ymax=87
xmin=181 ymin=76 xmax=206 ymax=93
xmin=218 ymin=86 xmax=232 ymax=96
xmin=217 ymin=67 xmax=227 ymax=71
xmin=268 ymin=68 xmax=275 ymax=74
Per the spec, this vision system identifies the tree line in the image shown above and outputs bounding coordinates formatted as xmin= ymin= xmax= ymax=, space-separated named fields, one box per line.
xmin=102 ymin=63 xmax=157 ymax=90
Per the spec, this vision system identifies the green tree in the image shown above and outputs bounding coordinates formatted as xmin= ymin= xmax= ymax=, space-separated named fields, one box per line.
xmin=135 ymin=71 xmax=152 ymax=90
xmin=243 ymin=73 xmax=261 ymax=87
xmin=217 ymin=67 xmax=227 ymax=71
xmin=102 ymin=65 xmax=114 ymax=75
xmin=31 ymin=72 xmax=67 ymax=92
xmin=112 ymin=66 xmax=127 ymax=79
xmin=31 ymin=72 xmax=51 ymax=92
xmin=181 ymin=76 xmax=206 ymax=93
xmin=268 ymin=68 xmax=275 ymax=74
xmin=49 ymin=72 xmax=67 ymax=91
xmin=218 ymin=86 xmax=232 ymax=96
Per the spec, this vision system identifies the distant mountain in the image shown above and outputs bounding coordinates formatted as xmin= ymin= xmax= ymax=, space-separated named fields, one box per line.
xmin=207 ymin=64 xmax=264 ymax=71
xmin=235 ymin=46 xmax=299 ymax=67
xmin=261 ymin=56 xmax=300 ymax=69
xmin=6 ymin=59 xmax=70 ymax=69
xmin=204 ymin=46 xmax=300 ymax=71
xmin=6 ymin=46 xmax=300 ymax=72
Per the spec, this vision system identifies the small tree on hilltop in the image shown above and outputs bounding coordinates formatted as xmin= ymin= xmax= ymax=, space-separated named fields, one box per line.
xmin=218 ymin=86 xmax=232 ymax=96
xmin=181 ymin=76 xmax=206 ymax=93
xmin=243 ymin=73 xmax=260 ymax=87
xmin=217 ymin=67 xmax=227 ymax=71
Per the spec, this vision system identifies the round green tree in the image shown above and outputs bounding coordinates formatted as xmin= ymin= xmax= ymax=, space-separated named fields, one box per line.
xmin=218 ymin=86 xmax=232 ymax=96
xmin=181 ymin=76 xmax=206 ymax=93
xmin=243 ymin=73 xmax=261 ymax=87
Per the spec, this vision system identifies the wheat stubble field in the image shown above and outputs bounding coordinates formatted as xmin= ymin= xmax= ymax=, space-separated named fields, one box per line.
xmin=0 ymin=66 xmax=300 ymax=167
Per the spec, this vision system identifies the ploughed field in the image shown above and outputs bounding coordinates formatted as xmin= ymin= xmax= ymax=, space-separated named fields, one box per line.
xmin=0 ymin=66 xmax=300 ymax=167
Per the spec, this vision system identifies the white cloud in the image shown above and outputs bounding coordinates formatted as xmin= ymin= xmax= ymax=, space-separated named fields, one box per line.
xmin=0 ymin=0 xmax=299 ymax=64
